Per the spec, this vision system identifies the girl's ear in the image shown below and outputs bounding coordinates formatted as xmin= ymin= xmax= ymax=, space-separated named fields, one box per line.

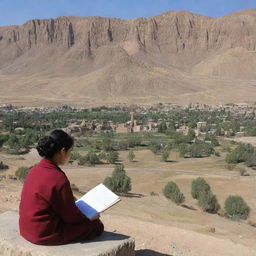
xmin=60 ymin=147 xmax=66 ymax=156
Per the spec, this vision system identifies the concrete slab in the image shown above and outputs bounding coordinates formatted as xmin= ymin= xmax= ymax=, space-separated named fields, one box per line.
xmin=0 ymin=211 xmax=135 ymax=256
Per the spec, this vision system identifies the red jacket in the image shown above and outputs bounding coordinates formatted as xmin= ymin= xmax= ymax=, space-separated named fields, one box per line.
xmin=19 ymin=158 xmax=103 ymax=245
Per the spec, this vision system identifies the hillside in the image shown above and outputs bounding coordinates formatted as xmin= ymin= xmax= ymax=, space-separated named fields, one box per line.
xmin=0 ymin=9 xmax=256 ymax=106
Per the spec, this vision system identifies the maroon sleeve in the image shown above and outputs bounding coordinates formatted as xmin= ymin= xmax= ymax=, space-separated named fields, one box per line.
xmin=51 ymin=180 xmax=87 ymax=224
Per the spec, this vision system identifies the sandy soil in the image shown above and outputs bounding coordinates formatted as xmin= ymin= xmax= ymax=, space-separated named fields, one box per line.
xmin=228 ymin=136 xmax=256 ymax=147
xmin=0 ymin=149 xmax=256 ymax=255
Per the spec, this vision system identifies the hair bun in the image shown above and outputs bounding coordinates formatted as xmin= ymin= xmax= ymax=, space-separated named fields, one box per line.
xmin=36 ymin=129 xmax=74 ymax=159
xmin=36 ymin=136 xmax=57 ymax=158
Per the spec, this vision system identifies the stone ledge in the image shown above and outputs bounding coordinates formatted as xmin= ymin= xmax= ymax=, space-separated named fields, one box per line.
xmin=0 ymin=211 xmax=135 ymax=256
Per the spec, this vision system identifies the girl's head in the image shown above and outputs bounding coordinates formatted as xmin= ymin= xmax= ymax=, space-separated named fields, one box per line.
xmin=36 ymin=129 xmax=74 ymax=165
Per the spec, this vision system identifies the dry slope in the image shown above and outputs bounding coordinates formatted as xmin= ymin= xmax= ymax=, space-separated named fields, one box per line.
xmin=0 ymin=9 xmax=256 ymax=106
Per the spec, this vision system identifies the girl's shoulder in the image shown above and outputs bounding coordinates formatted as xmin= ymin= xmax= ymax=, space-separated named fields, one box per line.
xmin=27 ymin=159 xmax=69 ymax=188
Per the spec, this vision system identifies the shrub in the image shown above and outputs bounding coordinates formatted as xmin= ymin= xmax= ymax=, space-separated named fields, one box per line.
xmin=128 ymin=150 xmax=135 ymax=162
xmin=205 ymin=134 xmax=219 ymax=146
xmin=106 ymin=151 xmax=119 ymax=164
xmin=0 ymin=161 xmax=9 ymax=170
xmin=245 ymin=152 xmax=256 ymax=168
xmin=149 ymin=142 xmax=162 ymax=154
xmin=15 ymin=166 xmax=30 ymax=181
xmin=114 ymin=140 xmax=129 ymax=150
xmin=101 ymin=137 xmax=114 ymax=151
xmin=75 ymin=138 xmax=91 ymax=147
xmin=224 ymin=195 xmax=250 ymax=220
xmin=239 ymin=168 xmax=249 ymax=176
xmin=198 ymin=189 xmax=220 ymax=213
xmin=6 ymin=134 xmax=20 ymax=149
xmin=0 ymin=134 xmax=9 ymax=147
xmin=98 ymin=152 xmax=106 ymax=160
xmin=103 ymin=164 xmax=131 ymax=194
xmin=190 ymin=142 xmax=214 ymax=157
xmin=78 ymin=151 xmax=100 ymax=166
xmin=187 ymin=128 xmax=196 ymax=141
xmin=214 ymin=151 xmax=220 ymax=157
xmin=225 ymin=143 xmax=254 ymax=164
xmin=103 ymin=176 xmax=113 ymax=190
xmin=86 ymin=151 xmax=100 ymax=165
xmin=179 ymin=143 xmax=189 ymax=157
xmin=171 ymin=132 xmax=190 ymax=145
xmin=191 ymin=177 xmax=211 ymax=199
xmin=179 ymin=142 xmax=214 ymax=158
xmin=126 ymin=134 xmax=142 ymax=148
xmin=71 ymin=151 xmax=82 ymax=161
xmin=158 ymin=121 xmax=167 ymax=133
xmin=163 ymin=181 xmax=185 ymax=205
xmin=161 ymin=151 xmax=169 ymax=162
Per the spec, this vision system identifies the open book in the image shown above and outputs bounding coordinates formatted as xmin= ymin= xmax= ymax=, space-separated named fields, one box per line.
xmin=75 ymin=183 xmax=121 ymax=220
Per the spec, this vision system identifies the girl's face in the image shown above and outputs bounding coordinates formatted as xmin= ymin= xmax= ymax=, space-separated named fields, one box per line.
xmin=57 ymin=147 xmax=72 ymax=166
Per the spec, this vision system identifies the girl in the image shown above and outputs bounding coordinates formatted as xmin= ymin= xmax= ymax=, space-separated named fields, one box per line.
xmin=19 ymin=129 xmax=104 ymax=245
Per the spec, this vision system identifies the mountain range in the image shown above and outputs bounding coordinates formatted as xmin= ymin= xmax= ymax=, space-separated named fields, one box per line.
xmin=0 ymin=9 xmax=256 ymax=106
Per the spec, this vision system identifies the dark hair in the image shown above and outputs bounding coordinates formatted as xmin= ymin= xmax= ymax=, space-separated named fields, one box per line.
xmin=36 ymin=129 xmax=74 ymax=158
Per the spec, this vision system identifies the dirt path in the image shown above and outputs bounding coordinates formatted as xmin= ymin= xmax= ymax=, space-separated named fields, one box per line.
xmin=102 ymin=214 xmax=256 ymax=256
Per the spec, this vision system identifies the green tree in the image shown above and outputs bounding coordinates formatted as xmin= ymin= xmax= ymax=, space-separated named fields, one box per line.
xmin=106 ymin=151 xmax=119 ymax=164
xmin=187 ymin=121 xmax=197 ymax=129
xmin=149 ymin=142 xmax=162 ymax=154
xmin=191 ymin=177 xmax=211 ymax=199
xmin=103 ymin=176 xmax=113 ymax=190
xmin=20 ymin=135 xmax=31 ymax=149
xmin=158 ymin=121 xmax=167 ymax=133
xmin=187 ymin=128 xmax=196 ymax=141
xmin=86 ymin=151 xmax=100 ymax=165
xmin=128 ymin=150 xmax=135 ymax=162
xmin=163 ymin=181 xmax=185 ymax=205
xmin=179 ymin=143 xmax=189 ymax=157
xmin=245 ymin=152 xmax=256 ymax=167
xmin=98 ymin=152 xmax=106 ymax=160
xmin=78 ymin=151 xmax=100 ymax=165
xmin=126 ymin=134 xmax=142 ymax=148
xmin=226 ymin=143 xmax=254 ymax=164
xmin=224 ymin=195 xmax=250 ymax=220
xmin=205 ymin=134 xmax=219 ymax=146
xmin=103 ymin=164 xmax=131 ymax=194
xmin=7 ymin=134 xmax=20 ymax=149
xmin=0 ymin=134 xmax=9 ymax=147
xmin=161 ymin=150 xmax=170 ymax=162
xmin=101 ymin=136 xmax=114 ymax=151
xmin=71 ymin=151 xmax=82 ymax=161
xmin=15 ymin=166 xmax=30 ymax=181
xmin=198 ymin=189 xmax=220 ymax=213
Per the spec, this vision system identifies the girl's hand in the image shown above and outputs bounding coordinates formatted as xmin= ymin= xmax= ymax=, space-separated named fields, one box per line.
xmin=90 ymin=214 xmax=100 ymax=221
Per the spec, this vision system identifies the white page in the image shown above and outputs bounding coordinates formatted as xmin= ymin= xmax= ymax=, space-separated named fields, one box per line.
xmin=75 ymin=183 xmax=120 ymax=219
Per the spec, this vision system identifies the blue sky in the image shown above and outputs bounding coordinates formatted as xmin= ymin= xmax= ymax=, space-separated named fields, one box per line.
xmin=0 ymin=0 xmax=255 ymax=26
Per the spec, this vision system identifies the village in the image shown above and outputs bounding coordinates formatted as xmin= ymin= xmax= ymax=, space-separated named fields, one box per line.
xmin=1 ymin=103 xmax=254 ymax=140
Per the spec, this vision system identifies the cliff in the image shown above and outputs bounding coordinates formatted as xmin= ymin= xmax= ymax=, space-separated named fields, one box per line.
xmin=0 ymin=9 xmax=256 ymax=106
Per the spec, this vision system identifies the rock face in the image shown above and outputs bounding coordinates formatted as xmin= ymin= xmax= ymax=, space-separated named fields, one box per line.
xmin=0 ymin=9 xmax=256 ymax=105
xmin=0 ymin=211 xmax=135 ymax=256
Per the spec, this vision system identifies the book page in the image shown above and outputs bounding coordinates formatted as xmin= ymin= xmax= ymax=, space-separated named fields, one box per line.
xmin=75 ymin=183 xmax=120 ymax=218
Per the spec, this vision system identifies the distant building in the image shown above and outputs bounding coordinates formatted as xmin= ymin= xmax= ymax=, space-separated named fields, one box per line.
xmin=197 ymin=122 xmax=207 ymax=130
xmin=176 ymin=126 xmax=189 ymax=135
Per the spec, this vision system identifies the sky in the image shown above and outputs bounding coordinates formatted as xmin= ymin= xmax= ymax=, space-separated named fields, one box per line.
xmin=0 ymin=0 xmax=255 ymax=26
